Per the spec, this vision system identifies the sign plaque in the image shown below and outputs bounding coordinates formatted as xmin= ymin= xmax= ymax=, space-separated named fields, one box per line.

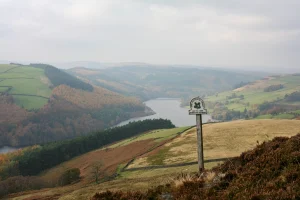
xmin=189 ymin=96 xmax=207 ymax=115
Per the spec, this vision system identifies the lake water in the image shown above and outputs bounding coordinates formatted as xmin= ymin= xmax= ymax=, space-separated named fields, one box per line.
xmin=0 ymin=146 xmax=18 ymax=154
xmin=0 ymin=98 xmax=212 ymax=154
xmin=116 ymin=98 xmax=212 ymax=127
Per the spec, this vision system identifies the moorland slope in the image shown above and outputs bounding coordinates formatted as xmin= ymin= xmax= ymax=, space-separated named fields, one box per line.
xmin=6 ymin=119 xmax=300 ymax=200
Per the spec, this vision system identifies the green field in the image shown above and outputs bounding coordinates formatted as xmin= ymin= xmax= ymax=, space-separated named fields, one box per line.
xmin=255 ymin=114 xmax=272 ymax=119
xmin=206 ymin=75 xmax=300 ymax=112
xmin=0 ymin=64 xmax=16 ymax=73
xmin=0 ymin=64 xmax=52 ymax=109
xmin=255 ymin=113 xmax=295 ymax=119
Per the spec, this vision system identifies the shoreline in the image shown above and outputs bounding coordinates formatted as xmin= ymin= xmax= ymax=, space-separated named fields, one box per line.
xmin=0 ymin=105 xmax=157 ymax=152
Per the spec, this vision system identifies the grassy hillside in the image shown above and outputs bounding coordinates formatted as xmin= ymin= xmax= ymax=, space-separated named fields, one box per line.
xmin=6 ymin=119 xmax=300 ymax=200
xmin=39 ymin=126 xmax=189 ymax=185
xmin=90 ymin=133 xmax=300 ymax=200
xmin=207 ymin=75 xmax=300 ymax=111
xmin=0 ymin=64 xmax=95 ymax=110
xmin=0 ymin=64 xmax=148 ymax=147
xmin=205 ymin=74 xmax=300 ymax=120
xmin=0 ymin=64 xmax=52 ymax=109
xmin=128 ymin=119 xmax=300 ymax=168
xmin=69 ymin=66 xmax=264 ymax=101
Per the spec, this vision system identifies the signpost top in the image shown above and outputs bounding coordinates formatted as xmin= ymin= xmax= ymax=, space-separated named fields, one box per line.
xmin=189 ymin=96 xmax=207 ymax=115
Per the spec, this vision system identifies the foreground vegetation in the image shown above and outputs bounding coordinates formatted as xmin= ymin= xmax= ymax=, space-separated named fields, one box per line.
xmin=92 ymin=133 xmax=300 ymax=199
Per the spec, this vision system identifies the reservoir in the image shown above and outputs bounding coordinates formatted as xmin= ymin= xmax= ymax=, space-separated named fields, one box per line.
xmin=0 ymin=146 xmax=18 ymax=154
xmin=0 ymin=98 xmax=212 ymax=154
xmin=116 ymin=98 xmax=212 ymax=127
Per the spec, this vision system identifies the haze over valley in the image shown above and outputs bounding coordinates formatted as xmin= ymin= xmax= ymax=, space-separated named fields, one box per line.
xmin=1 ymin=0 xmax=300 ymax=199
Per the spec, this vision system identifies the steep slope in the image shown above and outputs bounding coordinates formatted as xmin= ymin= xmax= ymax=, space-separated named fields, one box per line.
xmin=69 ymin=66 xmax=264 ymax=101
xmin=0 ymin=64 xmax=147 ymax=147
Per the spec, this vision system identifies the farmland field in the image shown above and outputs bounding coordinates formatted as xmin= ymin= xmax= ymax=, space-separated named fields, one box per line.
xmin=0 ymin=64 xmax=52 ymax=109
xmin=13 ymin=95 xmax=49 ymax=110
xmin=206 ymin=75 xmax=300 ymax=112
xmin=0 ymin=64 xmax=16 ymax=73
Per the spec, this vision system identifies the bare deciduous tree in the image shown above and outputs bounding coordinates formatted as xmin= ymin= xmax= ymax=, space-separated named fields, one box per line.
xmin=91 ymin=161 xmax=104 ymax=184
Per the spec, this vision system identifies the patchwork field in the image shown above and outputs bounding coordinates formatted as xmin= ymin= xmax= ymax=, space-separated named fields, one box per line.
xmin=0 ymin=64 xmax=52 ymax=109
xmin=7 ymin=119 xmax=300 ymax=200
xmin=206 ymin=75 xmax=300 ymax=112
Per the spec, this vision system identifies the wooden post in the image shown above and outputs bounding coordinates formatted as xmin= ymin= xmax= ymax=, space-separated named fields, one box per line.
xmin=196 ymin=114 xmax=204 ymax=172
xmin=189 ymin=97 xmax=207 ymax=173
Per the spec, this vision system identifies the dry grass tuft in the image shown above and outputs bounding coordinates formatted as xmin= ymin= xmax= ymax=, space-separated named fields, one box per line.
xmin=203 ymin=171 xmax=216 ymax=183
xmin=169 ymin=172 xmax=205 ymax=188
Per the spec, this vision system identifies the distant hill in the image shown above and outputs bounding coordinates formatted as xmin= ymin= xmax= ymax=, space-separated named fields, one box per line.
xmin=53 ymin=61 xmax=108 ymax=69
xmin=205 ymin=74 xmax=300 ymax=120
xmin=68 ymin=65 xmax=264 ymax=102
xmin=0 ymin=64 xmax=147 ymax=147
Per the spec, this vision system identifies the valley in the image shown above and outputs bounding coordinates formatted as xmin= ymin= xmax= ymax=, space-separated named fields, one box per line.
xmin=68 ymin=65 xmax=263 ymax=102
xmin=0 ymin=98 xmax=210 ymax=154
xmin=1 ymin=63 xmax=300 ymax=199
xmin=2 ymin=1 xmax=300 ymax=198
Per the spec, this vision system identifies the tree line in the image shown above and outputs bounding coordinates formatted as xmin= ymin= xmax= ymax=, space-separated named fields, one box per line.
xmin=264 ymin=84 xmax=284 ymax=92
xmin=30 ymin=63 xmax=93 ymax=92
xmin=285 ymin=91 xmax=300 ymax=102
xmin=0 ymin=119 xmax=174 ymax=179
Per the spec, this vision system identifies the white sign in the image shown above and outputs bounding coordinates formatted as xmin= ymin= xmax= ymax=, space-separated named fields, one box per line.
xmin=189 ymin=96 xmax=207 ymax=115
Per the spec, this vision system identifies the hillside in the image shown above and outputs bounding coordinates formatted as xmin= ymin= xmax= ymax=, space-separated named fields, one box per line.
xmin=205 ymin=74 xmax=300 ymax=121
xmin=127 ymin=119 xmax=300 ymax=168
xmin=0 ymin=64 xmax=52 ymax=110
xmin=0 ymin=64 xmax=147 ymax=147
xmin=91 ymin=132 xmax=300 ymax=200
xmin=68 ymin=66 xmax=264 ymax=101
xmin=6 ymin=119 xmax=300 ymax=200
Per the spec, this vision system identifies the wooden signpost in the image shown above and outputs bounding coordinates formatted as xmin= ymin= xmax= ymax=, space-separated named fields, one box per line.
xmin=189 ymin=97 xmax=207 ymax=172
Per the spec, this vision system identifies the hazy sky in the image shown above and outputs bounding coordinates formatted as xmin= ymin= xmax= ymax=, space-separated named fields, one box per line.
xmin=0 ymin=0 xmax=300 ymax=71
